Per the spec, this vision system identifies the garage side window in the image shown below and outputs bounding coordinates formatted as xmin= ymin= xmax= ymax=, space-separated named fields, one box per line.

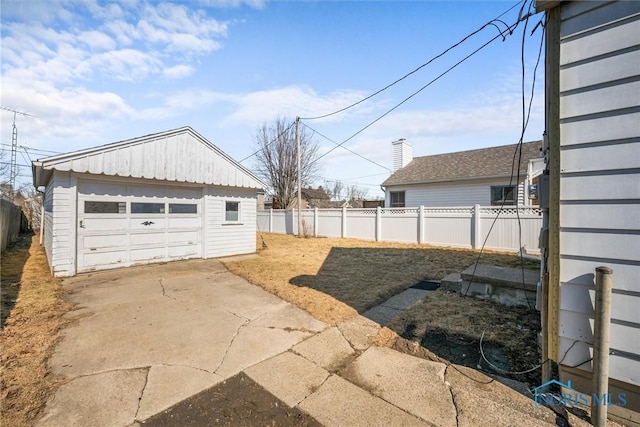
xmin=131 ymin=202 xmax=165 ymax=214
xmin=169 ymin=203 xmax=197 ymax=214
xmin=225 ymin=201 xmax=239 ymax=222
xmin=85 ymin=201 xmax=126 ymax=214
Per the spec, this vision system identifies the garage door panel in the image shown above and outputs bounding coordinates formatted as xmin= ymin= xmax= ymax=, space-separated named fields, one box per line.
xmin=130 ymin=218 xmax=168 ymax=230
xmin=168 ymin=245 xmax=200 ymax=258
xmin=168 ymin=217 xmax=200 ymax=228
xmin=77 ymin=180 xmax=203 ymax=273
xmin=168 ymin=231 xmax=198 ymax=245
xmin=82 ymin=234 xmax=128 ymax=250
xmin=130 ymin=247 xmax=166 ymax=262
xmin=81 ymin=251 xmax=127 ymax=269
xmin=83 ymin=217 xmax=129 ymax=231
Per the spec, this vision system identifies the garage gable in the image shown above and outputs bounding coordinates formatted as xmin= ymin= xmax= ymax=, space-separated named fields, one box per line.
xmin=32 ymin=127 xmax=266 ymax=189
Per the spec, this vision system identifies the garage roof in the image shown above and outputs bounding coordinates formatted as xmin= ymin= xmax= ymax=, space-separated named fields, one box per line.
xmin=32 ymin=127 xmax=267 ymax=189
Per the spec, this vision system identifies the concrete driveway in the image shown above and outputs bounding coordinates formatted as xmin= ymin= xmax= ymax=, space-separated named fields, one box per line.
xmin=37 ymin=258 xmax=327 ymax=426
xmin=37 ymin=258 xmax=565 ymax=427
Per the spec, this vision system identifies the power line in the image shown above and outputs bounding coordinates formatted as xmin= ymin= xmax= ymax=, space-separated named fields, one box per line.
xmin=310 ymin=12 xmax=529 ymax=167
xmin=299 ymin=0 xmax=526 ymax=121
xmin=0 ymin=143 xmax=61 ymax=155
xmin=301 ymin=122 xmax=390 ymax=172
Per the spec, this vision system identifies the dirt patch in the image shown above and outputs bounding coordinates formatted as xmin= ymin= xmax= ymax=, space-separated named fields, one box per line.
xmin=0 ymin=233 xmax=73 ymax=427
xmin=141 ymin=372 xmax=322 ymax=427
xmin=388 ymin=289 xmax=541 ymax=384
xmin=225 ymin=233 xmax=541 ymax=384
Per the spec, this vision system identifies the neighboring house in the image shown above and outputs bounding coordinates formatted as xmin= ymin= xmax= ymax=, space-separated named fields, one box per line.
xmin=290 ymin=186 xmax=331 ymax=209
xmin=381 ymin=139 xmax=544 ymax=208
xmin=537 ymin=1 xmax=640 ymax=424
xmin=32 ymin=127 xmax=266 ymax=277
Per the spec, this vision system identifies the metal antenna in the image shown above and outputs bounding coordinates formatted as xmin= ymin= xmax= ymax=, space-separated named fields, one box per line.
xmin=1 ymin=106 xmax=36 ymax=193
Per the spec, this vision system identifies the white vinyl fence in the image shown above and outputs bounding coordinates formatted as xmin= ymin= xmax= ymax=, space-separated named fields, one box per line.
xmin=257 ymin=205 xmax=543 ymax=253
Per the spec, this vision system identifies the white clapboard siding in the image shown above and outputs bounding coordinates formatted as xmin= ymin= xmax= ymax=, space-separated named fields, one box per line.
xmin=558 ymin=0 xmax=640 ymax=387
xmin=204 ymin=188 xmax=257 ymax=258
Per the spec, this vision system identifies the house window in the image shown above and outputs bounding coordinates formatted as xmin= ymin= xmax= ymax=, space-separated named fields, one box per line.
xmin=131 ymin=202 xmax=165 ymax=214
xmin=85 ymin=201 xmax=126 ymax=214
xmin=390 ymin=191 xmax=405 ymax=207
xmin=225 ymin=201 xmax=239 ymax=222
xmin=491 ymin=186 xmax=517 ymax=206
xmin=169 ymin=203 xmax=197 ymax=214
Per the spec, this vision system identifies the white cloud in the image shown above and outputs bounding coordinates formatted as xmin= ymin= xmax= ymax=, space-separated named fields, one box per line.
xmin=162 ymin=64 xmax=195 ymax=79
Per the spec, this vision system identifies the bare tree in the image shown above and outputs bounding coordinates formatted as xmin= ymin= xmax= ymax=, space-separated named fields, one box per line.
xmin=324 ymin=180 xmax=345 ymax=201
xmin=254 ymin=118 xmax=320 ymax=209
xmin=346 ymin=184 xmax=368 ymax=202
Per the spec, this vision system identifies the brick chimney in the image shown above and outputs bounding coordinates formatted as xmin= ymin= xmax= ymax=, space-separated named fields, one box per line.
xmin=392 ymin=138 xmax=412 ymax=172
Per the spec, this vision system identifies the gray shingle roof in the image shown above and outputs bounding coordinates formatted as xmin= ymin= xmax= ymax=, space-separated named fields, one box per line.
xmin=382 ymin=140 xmax=542 ymax=186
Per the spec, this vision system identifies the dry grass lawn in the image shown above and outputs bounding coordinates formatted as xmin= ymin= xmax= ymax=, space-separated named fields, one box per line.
xmin=0 ymin=234 xmax=72 ymax=427
xmin=225 ymin=233 xmax=542 ymax=384
xmin=225 ymin=233 xmax=538 ymax=323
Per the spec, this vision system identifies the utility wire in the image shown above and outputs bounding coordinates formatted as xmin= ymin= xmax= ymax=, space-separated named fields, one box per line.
xmin=309 ymin=13 xmax=529 ymax=167
xmin=301 ymin=122 xmax=390 ymax=171
xmin=299 ymin=0 xmax=526 ymax=121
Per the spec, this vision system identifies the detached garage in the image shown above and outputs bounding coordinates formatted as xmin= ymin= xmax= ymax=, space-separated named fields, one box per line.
xmin=32 ymin=127 xmax=266 ymax=277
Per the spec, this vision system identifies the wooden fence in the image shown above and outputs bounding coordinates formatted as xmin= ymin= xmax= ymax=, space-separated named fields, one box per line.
xmin=1 ymin=196 xmax=22 ymax=252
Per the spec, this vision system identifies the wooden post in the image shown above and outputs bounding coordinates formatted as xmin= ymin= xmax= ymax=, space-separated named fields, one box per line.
xmin=591 ymin=266 xmax=613 ymax=427
xmin=295 ymin=117 xmax=302 ymax=237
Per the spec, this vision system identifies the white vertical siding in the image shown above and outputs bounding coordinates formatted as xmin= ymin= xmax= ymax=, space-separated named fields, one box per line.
xmin=558 ymin=0 xmax=640 ymax=387
xmin=48 ymin=171 xmax=73 ymax=276
xmin=204 ymin=187 xmax=258 ymax=258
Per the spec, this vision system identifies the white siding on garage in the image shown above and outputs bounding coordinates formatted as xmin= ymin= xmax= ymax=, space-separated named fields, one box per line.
xmin=204 ymin=187 xmax=257 ymax=258
xmin=558 ymin=0 xmax=640 ymax=387
xmin=45 ymin=171 xmax=74 ymax=276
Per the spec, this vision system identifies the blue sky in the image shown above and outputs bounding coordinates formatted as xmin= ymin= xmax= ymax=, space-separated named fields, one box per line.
xmin=1 ymin=0 xmax=545 ymax=198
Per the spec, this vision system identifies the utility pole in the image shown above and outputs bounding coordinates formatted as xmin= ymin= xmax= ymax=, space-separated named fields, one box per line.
xmin=296 ymin=117 xmax=302 ymax=237
xmin=1 ymin=106 xmax=36 ymax=194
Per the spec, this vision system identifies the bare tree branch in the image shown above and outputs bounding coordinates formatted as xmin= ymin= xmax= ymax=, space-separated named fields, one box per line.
xmin=253 ymin=118 xmax=320 ymax=208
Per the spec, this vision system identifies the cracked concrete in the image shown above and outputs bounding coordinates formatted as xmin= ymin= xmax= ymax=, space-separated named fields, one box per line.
xmin=38 ymin=258 xmax=570 ymax=427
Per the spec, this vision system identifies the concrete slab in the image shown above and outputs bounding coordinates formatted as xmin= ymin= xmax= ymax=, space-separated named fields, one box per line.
xmin=37 ymin=368 xmax=148 ymax=427
xmin=214 ymin=323 xmax=314 ymax=378
xmin=298 ymin=374 xmax=430 ymax=427
xmin=293 ymin=327 xmax=356 ymax=371
xmin=383 ymin=288 xmax=432 ymax=310
xmin=337 ymin=315 xmax=380 ymax=351
xmin=136 ymin=365 xmax=223 ymax=421
xmin=38 ymin=259 xmax=329 ymax=426
xmin=362 ymin=304 xmax=404 ymax=326
xmin=244 ymin=351 xmax=330 ymax=407
xmin=461 ymin=263 xmax=539 ymax=292
xmin=342 ymin=346 xmax=457 ymax=427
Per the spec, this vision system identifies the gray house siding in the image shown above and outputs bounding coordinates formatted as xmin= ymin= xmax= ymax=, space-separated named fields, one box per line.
xmin=552 ymin=0 xmax=640 ymax=421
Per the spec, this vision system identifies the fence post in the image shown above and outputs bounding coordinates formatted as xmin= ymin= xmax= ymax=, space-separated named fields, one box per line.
xmin=376 ymin=206 xmax=382 ymax=242
xmin=473 ymin=204 xmax=481 ymax=249
xmin=292 ymin=208 xmax=297 ymax=235
xmin=269 ymin=208 xmax=273 ymax=233
xmin=314 ymin=207 xmax=318 ymax=237
xmin=592 ymin=266 xmax=613 ymax=427
xmin=341 ymin=206 xmax=347 ymax=238
xmin=418 ymin=205 xmax=424 ymax=244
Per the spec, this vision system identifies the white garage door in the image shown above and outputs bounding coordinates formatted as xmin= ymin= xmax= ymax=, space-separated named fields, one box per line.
xmin=77 ymin=180 xmax=202 ymax=273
